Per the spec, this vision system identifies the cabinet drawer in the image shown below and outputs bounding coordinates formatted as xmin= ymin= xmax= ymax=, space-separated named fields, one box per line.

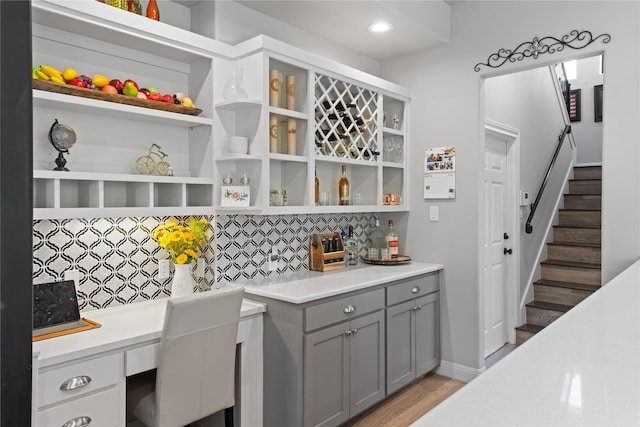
xmin=37 ymin=386 xmax=121 ymax=427
xmin=38 ymin=353 xmax=123 ymax=408
xmin=386 ymin=273 xmax=439 ymax=306
xmin=305 ymin=289 xmax=384 ymax=332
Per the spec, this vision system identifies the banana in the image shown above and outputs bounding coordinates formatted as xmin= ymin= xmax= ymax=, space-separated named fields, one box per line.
xmin=35 ymin=70 xmax=50 ymax=81
xmin=32 ymin=71 xmax=39 ymax=80
xmin=50 ymin=75 xmax=65 ymax=84
xmin=39 ymin=64 xmax=63 ymax=81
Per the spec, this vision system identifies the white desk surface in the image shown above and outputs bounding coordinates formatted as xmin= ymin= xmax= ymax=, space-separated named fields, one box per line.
xmin=413 ymin=259 xmax=640 ymax=426
xmin=33 ymin=295 xmax=266 ymax=369
xmin=236 ymin=261 xmax=443 ymax=304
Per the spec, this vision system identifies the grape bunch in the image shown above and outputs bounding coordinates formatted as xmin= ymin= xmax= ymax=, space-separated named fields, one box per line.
xmin=76 ymin=74 xmax=96 ymax=90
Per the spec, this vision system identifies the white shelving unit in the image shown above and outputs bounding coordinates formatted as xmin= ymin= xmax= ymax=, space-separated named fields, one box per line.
xmin=31 ymin=2 xmax=410 ymax=219
xmin=31 ymin=0 xmax=230 ymax=219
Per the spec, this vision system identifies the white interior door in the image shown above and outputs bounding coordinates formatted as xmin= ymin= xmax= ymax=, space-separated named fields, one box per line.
xmin=483 ymin=135 xmax=509 ymax=357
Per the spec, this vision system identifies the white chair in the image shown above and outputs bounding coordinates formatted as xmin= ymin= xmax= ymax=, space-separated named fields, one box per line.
xmin=127 ymin=286 xmax=244 ymax=427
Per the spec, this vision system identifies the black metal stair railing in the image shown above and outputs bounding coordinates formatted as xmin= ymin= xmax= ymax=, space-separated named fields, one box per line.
xmin=525 ymin=124 xmax=572 ymax=234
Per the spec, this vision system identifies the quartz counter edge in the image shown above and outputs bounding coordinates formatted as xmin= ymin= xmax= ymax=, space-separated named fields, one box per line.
xmin=234 ymin=262 xmax=443 ymax=304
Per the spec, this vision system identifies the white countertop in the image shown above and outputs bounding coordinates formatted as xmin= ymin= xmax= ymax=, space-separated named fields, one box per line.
xmin=413 ymin=259 xmax=640 ymax=426
xmin=33 ymin=295 xmax=265 ymax=368
xmin=235 ymin=261 xmax=443 ymax=304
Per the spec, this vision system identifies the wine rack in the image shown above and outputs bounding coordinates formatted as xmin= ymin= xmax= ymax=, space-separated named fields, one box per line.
xmin=314 ymin=73 xmax=379 ymax=162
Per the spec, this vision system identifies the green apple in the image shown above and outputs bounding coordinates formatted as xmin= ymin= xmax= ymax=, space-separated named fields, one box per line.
xmin=147 ymin=87 xmax=159 ymax=93
xmin=123 ymin=81 xmax=139 ymax=97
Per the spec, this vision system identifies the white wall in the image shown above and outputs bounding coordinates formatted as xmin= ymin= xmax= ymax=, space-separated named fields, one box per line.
xmin=381 ymin=1 xmax=640 ymax=378
xmin=568 ymin=55 xmax=604 ymax=164
xmin=190 ymin=0 xmax=382 ymax=75
xmin=485 ymin=66 xmax=571 ymax=309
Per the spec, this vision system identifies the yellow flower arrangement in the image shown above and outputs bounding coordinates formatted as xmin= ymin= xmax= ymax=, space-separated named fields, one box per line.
xmin=152 ymin=220 xmax=208 ymax=264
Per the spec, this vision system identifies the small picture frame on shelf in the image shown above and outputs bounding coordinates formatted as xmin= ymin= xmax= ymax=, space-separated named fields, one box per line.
xmin=221 ymin=186 xmax=250 ymax=207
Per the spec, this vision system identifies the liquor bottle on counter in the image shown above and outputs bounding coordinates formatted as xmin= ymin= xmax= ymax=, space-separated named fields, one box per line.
xmin=386 ymin=219 xmax=399 ymax=259
xmin=369 ymin=217 xmax=387 ymax=261
xmin=345 ymin=225 xmax=358 ymax=266
xmin=315 ymin=167 xmax=320 ymax=206
xmin=338 ymin=165 xmax=349 ymax=205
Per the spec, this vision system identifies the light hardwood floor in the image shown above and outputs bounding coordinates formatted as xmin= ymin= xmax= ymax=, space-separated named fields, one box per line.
xmin=343 ymin=374 xmax=466 ymax=427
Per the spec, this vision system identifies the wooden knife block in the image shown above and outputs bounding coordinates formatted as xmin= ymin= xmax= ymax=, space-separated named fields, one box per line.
xmin=309 ymin=233 xmax=346 ymax=272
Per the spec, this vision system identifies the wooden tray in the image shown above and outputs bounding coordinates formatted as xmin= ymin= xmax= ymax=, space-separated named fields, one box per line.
xmin=32 ymin=318 xmax=101 ymax=342
xmin=362 ymin=255 xmax=412 ymax=265
xmin=33 ymin=79 xmax=203 ymax=116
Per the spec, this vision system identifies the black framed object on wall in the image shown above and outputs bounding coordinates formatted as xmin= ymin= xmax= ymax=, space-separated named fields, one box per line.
xmin=594 ymin=84 xmax=603 ymax=122
xmin=568 ymin=89 xmax=581 ymax=122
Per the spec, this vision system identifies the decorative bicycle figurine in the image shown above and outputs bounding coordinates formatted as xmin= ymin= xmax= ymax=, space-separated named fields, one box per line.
xmin=136 ymin=143 xmax=172 ymax=176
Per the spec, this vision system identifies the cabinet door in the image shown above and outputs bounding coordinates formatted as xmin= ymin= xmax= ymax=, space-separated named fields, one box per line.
xmin=386 ymin=299 xmax=415 ymax=394
xmin=304 ymin=322 xmax=350 ymax=427
xmin=415 ymin=293 xmax=440 ymax=377
xmin=349 ymin=310 xmax=386 ymax=418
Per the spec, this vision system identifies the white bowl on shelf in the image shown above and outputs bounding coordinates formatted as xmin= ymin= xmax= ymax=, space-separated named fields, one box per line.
xmin=228 ymin=136 xmax=248 ymax=154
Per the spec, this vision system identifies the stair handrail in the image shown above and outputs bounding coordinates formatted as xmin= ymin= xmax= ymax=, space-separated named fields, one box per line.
xmin=525 ymin=124 xmax=572 ymax=234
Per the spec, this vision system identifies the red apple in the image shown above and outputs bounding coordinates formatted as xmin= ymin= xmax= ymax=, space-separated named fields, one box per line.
xmin=139 ymin=88 xmax=150 ymax=97
xmin=68 ymin=78 xmax=87 ymax=88
xmin=124 ymin=79 xmax=139 ymax=90
xmin=147 ymin=92 xmax=161 ymax=102
xmin=161 ymin=94 xmax=174 ymax=103
xmin=109 ymin=79 xmax=123 ymax=93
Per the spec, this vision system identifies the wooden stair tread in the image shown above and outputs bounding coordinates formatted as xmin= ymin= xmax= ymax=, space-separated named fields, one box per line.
xmin=547 ymin=241 xmax=600 ymax=248
xmin=541 ymin=259 xmax=601 ymax=269
xmin=515 ymin=323 xmax=545 ymax=333
xmin=553 ymin=224 xmax=601 ymax=229
xmin=533 ymin=279 xmax=600 ymax=292
xmin=526 ymin=300 xmax=573 ymax=312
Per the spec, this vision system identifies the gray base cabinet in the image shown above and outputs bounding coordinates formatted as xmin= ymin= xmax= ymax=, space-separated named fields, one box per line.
xmin=386 ymin=274 xmax=440 ymax=395
xmin=249 ymin=270 xmax=440 ymax=427
xmin=304 ymin=310 xmax=385 ymax=427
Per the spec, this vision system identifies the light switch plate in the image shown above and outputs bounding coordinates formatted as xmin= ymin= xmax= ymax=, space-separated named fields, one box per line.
xmin=158 ymin=259 xmax=170 ymax=279
xmin=64 ymin=269 xmax=79 ymax=287
xmin=429 ymin=206 xmax=439 ymax=221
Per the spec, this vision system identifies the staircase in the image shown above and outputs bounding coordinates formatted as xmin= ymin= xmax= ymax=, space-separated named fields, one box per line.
xmin=516 ymin=165 xmax=602 ymax=345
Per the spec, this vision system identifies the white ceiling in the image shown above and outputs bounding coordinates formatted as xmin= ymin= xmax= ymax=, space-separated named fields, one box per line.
xmin=176 ymin=0 xmax=453 ymax=60
xmin=234 ymin=1 xmax=452 ymax=60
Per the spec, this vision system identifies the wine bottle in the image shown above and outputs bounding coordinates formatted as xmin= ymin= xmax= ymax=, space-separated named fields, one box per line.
xmin=322 ymin=100 xmax=356 ymax=112
xmin=338 ymin=165 xmax=349 ymax=205
xmin=314 ymin=167 xmax=320 ymax=206
xmin=346 ymin=225 xmax=358 ymax=266
xmin=386 ymin=219 xmax=399 ymax=259
xmin=315 ymin=127 xmax=349 ymax=142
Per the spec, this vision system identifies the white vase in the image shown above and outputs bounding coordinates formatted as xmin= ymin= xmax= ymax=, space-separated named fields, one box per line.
xmin=171 ymin=263 xmax=195 ymax=298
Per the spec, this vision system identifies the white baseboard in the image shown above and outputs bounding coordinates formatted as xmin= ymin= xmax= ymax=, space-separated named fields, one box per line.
xmin=436 ymin=360 xmax=485 ymax=382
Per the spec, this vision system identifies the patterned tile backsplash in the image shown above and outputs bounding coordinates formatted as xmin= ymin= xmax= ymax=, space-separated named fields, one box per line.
xmin=33 ymin=213 xmax=376 ymax=311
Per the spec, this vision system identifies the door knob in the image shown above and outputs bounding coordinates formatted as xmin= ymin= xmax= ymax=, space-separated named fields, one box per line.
xmin=504 ymin=248 xmax=513 ymax=255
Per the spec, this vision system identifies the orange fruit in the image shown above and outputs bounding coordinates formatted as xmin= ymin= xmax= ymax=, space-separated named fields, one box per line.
xmin=101 ymin=84 xmax=118 ymax=94
xmin=92 ymin=75 xmax=109 ymax=88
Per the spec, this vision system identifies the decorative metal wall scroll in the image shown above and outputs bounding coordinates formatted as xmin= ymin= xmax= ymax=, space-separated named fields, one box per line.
xmin=474 ymin=30 xmax=611 ymax=72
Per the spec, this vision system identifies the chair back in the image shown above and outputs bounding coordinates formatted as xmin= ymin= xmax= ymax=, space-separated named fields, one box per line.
xmin=154 ymin=286 xmax=244 ymax=427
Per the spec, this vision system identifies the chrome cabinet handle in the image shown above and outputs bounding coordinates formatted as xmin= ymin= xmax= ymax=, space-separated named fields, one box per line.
xmin=345 ymin=330 xmax=352 ymax=336
xmin=62 ymin=416 xmax=91 ymax=427
xmin=351 ymin=328 xmax=358 ymax=334
xmin=60 ymin=375 xmax=91 ymax=391
xmin=416 ymin=305 xmax=423 ymax=310
xmin=343 ymin=304 xmax=356 ymax=314
xmin=411 ymin=286 xmax=420 ymax=294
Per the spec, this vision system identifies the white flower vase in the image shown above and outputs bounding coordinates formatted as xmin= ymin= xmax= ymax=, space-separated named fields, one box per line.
xmin=171 ymin=263 xmax=195 ymax=298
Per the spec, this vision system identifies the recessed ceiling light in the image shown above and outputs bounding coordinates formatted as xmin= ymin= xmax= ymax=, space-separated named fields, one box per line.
xmin=368 ymin=21 xmax=393 ymax=33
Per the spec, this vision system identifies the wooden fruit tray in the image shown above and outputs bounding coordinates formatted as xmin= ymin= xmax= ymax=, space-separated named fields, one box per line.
xmin=33 ymin=79 xmax=203 ymax=116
